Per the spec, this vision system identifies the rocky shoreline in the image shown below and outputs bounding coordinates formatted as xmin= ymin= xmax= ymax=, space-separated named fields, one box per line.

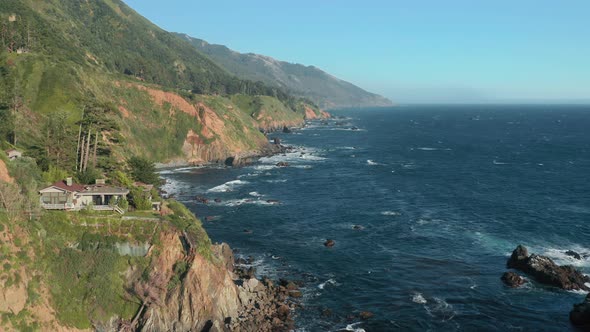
xmin=155 ymin=119 xmax=322 ymax=170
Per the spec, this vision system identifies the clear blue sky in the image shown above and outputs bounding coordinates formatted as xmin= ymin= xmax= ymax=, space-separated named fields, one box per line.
xmin=123 ymin=0 xmax=590 ymax=103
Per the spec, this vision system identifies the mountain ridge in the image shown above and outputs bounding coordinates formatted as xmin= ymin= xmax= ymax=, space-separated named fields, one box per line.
xmin=177 ymin=33 xmax=393 ymax=110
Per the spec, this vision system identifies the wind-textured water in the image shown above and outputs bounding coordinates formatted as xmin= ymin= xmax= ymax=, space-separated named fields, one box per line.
xmin=160 ymin=105 xmax=590 ymax=331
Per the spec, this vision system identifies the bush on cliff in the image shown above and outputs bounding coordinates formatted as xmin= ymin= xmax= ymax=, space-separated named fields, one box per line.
xmin=128 ymin=156 xmax=160 ymax=185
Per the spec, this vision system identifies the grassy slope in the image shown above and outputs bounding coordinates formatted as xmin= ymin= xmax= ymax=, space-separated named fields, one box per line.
xmin=0 ymin=0 xmax=313 ymax=165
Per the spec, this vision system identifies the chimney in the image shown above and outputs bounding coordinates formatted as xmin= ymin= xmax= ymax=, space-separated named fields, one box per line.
xmin=66 ymin=177 xmax=73 ymax=186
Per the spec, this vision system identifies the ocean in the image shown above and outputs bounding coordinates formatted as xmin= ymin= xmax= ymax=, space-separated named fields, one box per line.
xmin=160 ymin=105 xmax=590 ymax=331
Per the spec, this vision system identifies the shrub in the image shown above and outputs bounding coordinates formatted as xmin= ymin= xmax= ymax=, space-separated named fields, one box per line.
xmin=128 ymin=156 xmax=159 ymax=185
xmin=118 ymin=197 xmax=129 ymax=211
xmin=168 ymin=260 xmax=189 ymax=289
xmin=42 ymin=165 xmax=69 ymax=184
xmin=129 ymin=187 xmax=151 ymax=211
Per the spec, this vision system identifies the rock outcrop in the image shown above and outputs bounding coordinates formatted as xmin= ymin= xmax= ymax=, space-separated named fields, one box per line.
xmin=570 ymin=294 xmax=590 ymax=327
xmin=501 ymin=272 xmax=526 ymax=288
xmin=0 ymin=159 xmax=13 ymax=183
xmin=506 ymin=245 xmax=590 ymax=291
xmin=135 ymin=231 xmax=297 ymax=332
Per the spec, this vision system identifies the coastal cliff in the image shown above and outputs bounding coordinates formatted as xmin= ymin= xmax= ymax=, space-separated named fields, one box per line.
xmin=134 ymin=232 xmax=297 ymax=332
xmin=0 ymin=196 xmax=299 ymax=331
xmin=0 ymin=0 xmax=323 ymax=330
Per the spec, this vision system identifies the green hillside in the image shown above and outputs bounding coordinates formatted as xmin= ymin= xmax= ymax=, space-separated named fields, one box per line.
xmin=0 ymin=0 xmax=322 ymax=174
xmin=178 ymin=33 xmax=394 ymax=109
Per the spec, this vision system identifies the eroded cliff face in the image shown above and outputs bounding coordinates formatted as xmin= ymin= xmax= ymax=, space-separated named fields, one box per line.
xmin=115 ymin=83 xmax=294 ymax=166
xmin=0 ymin=159 xmax=13 ymax=184
xmin=137 ymin=232 xmax=240 ymax=332
xmin=180 ymin=102 xmax=268 ymax=165
xmin=303 ymin=106 xmax=331 ymax=120
xmin=135 ymin=231 xmax=296 ymax=332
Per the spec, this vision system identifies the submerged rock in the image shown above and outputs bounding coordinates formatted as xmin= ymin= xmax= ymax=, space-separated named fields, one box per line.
xmin=276 ymin=161 xmax=290 ymax=167
xmin=506 ymin=245 xmax=590 ymax=291
xmin=359 ymin=311 xmax=374 ymax=320
xmin=501 ymin=272 xmax=526 ymax=287
xmin=565 ymin=250 xmax=583 ymax=260
xmin=324 ymin=239 xmax=336 ymax=247
xmin=570 ymin=293 xmax=590 ymax=327
xmin=352 ymin=225 xmax=364 ymax=230
xmin=195 ymin=196 xmax=209 ymax=204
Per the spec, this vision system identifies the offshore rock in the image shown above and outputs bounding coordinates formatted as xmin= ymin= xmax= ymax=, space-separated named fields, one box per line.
xmin=359 ymin=311 xmax=374 ymax=320
xmin=570 ymin=294 xmax=590 ymax=327
xmin=324 ymin=239 xmax=336 ymax=247
xmin=501 ymin=272 xmax=526 ymax=288
xmin=565 ymin=250 xmax=583 ymax=260
xmin=506 ymin=245 xmax=590 ymax=291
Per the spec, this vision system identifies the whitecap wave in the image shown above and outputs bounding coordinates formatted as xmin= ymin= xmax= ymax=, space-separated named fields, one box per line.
xmin=264 ymin=179 xmax=288 ymax=183
xmin=493 ymin=160 xmax=508 ymax=165
xmin=258 ymin=145 xmax=326 ymax=166
xmin=569 ymin=288 xmax=589 ymax=295
xmin=249 ymin=191 xmax=263 ymax=197
xmin=415 ymin=147 xmax=452 ymax=151
xmin=250 ymin=165 xmax=277 ymax=171
xmin=237 ymin=172 xmax=260 ymax=179
xmin=219 ymin=198 xmax=277 ymax=207
xmin=318 ymin=279 xmax=339 ymax=290
xmin=411 ymin=292 xmax=427 ymax=304
xmin=367 ymin=160 xmax=380 ymax=166
xmin=340 ymin=322 xmax=366 ymax=332
xmin=542 ymin=247 xmax=590 ymax=267
xmin=381 ymin=211 xmax=401 ymax=216
xmin=207 ymin=180 xmax=249 ymax=193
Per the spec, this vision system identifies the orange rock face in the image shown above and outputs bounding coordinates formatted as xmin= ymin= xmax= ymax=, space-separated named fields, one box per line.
xmin=0 ymin=159 xmax=14 ymax=184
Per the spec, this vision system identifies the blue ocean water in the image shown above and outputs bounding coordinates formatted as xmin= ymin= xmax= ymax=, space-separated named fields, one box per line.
xmin=161 ymin=105 xmax=590 ymax=331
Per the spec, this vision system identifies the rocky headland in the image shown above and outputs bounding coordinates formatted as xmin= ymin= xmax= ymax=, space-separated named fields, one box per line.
xmin=110 ymin=231 xmax=302 ymax=332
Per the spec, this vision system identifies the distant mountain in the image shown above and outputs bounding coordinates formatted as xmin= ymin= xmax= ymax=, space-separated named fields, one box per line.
xmin=178 ymin=34 xmax=393 ymax=110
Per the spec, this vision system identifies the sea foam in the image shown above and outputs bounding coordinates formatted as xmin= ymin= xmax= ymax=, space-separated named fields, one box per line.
xmin=207 ymin=180 xmax=249 ymax=193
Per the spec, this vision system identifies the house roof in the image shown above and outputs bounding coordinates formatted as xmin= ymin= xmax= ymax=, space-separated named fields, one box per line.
xmin=50 ymin=180 xmax=86 ymax=193
xmin=41 ymin=181 xmax=129 ymax=195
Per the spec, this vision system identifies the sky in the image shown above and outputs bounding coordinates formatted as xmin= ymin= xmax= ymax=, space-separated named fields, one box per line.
xmin=123 ymin=0 xmax=590 ymax=104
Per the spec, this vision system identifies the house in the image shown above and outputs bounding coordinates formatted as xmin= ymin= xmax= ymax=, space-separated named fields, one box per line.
xmin=39 ymin=177 xmax=129 ymax=214
xmin=6 ymin=149 xmax=22 ymax=161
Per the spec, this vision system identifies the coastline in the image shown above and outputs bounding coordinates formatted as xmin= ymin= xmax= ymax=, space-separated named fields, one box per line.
xmin=155 ymin=117 xmax=328 ymax=170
